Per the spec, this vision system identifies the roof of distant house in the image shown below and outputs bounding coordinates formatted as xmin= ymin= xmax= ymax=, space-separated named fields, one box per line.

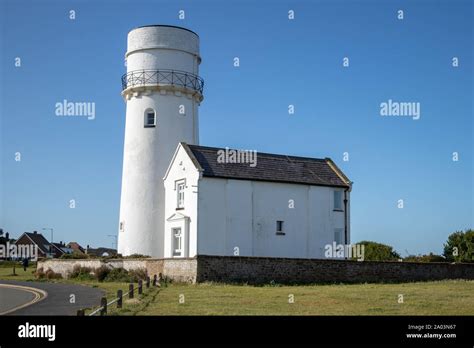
xmin=67 ymin=242 xmax=85 ymax=253
xmin=86 ymin=247 xmax=117 ymax=257
xmin=16 ymin=232 xmax=51 ymax=254
xmin=182 ymin=143 xmax=351 ymax=188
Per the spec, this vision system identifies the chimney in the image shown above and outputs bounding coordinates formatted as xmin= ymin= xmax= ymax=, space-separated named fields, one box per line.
xmin=5 ymin=232 xmax=9 ymax=240
xmin=33 ymin=231 xmax=37 ymax=234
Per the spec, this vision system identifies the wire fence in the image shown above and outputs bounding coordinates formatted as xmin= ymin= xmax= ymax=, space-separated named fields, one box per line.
xmin=78 ymin=274 xmax=159 ymax=316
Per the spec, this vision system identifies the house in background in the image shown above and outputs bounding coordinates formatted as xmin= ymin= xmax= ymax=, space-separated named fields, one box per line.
xmin=14 ymin=231 xmax=54 ymax=259
xmin=162 ymin=143 xmax=352 ymax=259
xmin=85 ymin=246 xmax=117 ymax=257
xmin=51 ymin=242 xmax=73 ymax=257
xmin=67 ymin=242 xmax=85 ymax=254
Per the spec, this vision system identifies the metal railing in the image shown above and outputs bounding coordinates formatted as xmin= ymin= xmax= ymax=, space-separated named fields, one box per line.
xmin=121 ymin=69 xmax=204 ymax=94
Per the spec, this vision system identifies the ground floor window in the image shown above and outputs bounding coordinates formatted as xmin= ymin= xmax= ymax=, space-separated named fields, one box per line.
xmin=334 ymin=228 xmax=344 ymax=244
xmin=172 ymin=228 xmax=182 ymax=257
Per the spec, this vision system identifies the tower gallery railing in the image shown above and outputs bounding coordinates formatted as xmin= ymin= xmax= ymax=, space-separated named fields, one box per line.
xmin=121 ymin=69 xmax=204 ymax=94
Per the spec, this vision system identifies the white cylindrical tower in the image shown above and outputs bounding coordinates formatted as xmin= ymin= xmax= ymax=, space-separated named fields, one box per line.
xmin=118 ymin=25 xmax=203 ymax=257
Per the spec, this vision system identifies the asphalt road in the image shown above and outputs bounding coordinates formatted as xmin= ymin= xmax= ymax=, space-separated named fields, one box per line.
xmin=0 ymin=280 xmax=104 ymax=315
xmin=0 ymin=284 xmax=39 ymax=315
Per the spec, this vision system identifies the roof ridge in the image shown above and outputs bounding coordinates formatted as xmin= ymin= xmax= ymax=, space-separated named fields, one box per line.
xmin=187 ymin=144 xmax=327 ymax=162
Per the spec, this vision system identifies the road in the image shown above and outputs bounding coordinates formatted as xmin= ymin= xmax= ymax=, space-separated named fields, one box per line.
xmin=0 ymin=280 xmax=104 ymax=315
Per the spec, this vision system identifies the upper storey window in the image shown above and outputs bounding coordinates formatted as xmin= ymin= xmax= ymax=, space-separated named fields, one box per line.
xmin=144 ymin=109 xmax=156 ymax=128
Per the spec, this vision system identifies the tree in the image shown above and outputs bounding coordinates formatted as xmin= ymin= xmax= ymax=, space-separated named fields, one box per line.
xmin=443 ymin=229 xmax=474 ymax=263
xmin=404 ymin=253 xmax=446 ymax=263
xmin=354 ymin=241 xmax=400 ymax=261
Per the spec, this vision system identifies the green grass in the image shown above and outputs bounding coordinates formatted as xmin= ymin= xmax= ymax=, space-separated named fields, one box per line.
xmin=0 ymin=263 xmax=37 ymax=281
xmin=136 ymin=280 xmax=474 ymax=315
xmin=1 ymin=264 xmax=473 ymax=315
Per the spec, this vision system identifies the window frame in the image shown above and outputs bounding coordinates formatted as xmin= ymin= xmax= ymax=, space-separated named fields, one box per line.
xmin=176 ymin=180 xmax=186 ymax=209
xmin=172 ymin=227 xmax=182 ymax=257
xmin=333 ymin=190 xmax=343 ymax=211
xmin=144 ymin=108 xmax=156 ymax=128
xmin=276 ymin=220 xmax=285 ymax=235
xmin=334 ymin=228 xmax=344 ymax=245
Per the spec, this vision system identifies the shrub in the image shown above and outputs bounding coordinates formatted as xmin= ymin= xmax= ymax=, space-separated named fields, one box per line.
xmin=94 ymin=265 xmax=111 ymax=282
xmin=60 ymin=252 xmax=89 ymax=259
xmin=443 ymin=229 xmax=474 ymax=263
xmin=104 ymin=267 xmax=131 ymax=282
xmin=102 ymin=267 xmax=148 ymax=283
xmin=128 ymin=268 xmax=148 ymax=282
xmin=124 ymin=254 xmax=151 ymax=259
xmin=69 ymin=265 xmax=94 ymax=280
xmin=34 ymin=267 xmax=45 ymax=279
xmin=45 ymin=268 xmax=62 ymax=279
xmin=404 ymin=253 xmax=447 ymax=263
xmin=159 ymin=274 xmax=172 ymax=287
xmin=352 ymin=241 xmax=401 ymax=261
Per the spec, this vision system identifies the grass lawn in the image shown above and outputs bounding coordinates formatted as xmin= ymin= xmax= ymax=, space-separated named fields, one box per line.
xmin=1 ymin=263 xmax=473 ymax=315
xmin=136 ymin=280 xmax=474 ymax=315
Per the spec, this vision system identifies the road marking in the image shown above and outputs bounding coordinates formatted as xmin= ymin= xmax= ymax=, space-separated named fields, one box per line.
xmin=0 ymin=284 xmax=48 ymax=315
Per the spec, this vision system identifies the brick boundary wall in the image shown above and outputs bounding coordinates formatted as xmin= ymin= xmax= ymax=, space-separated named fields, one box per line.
xmin=38 ymin=256 xmax=474 ymax=284
xmin=195 ymin=255 xmax=474 ymax=284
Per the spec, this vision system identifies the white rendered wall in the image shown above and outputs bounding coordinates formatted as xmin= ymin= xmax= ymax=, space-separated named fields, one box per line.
xmin=197 ymin=178 xmax=350 ymax=259
xmin=118 ymin=26 xmax=201 ymax=257
xmin=163 ymin=145 xmax=200 ymax=258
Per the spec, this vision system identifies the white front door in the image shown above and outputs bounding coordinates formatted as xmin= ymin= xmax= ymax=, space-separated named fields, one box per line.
xmin=172 ymin=227 xmax=183 ymax=257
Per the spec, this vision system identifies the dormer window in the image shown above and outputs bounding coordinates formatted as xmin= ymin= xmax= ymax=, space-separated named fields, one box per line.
xmin=144 ymin=109 xmax=156 ymax=127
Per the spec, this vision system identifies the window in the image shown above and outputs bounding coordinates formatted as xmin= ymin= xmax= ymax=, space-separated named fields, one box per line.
xmin=119 ymin=221 xmax=124 ymax=232
xmin=172 ymin=228 xmax=182 ymax=257
xmin=144 ymin=109 xmax=156 ymax=127
xmin=176 ymin=181 xmax=185 ymax=208
xmin=334 ymin=228 xmax=343 ymax=244
xmin=276 ymin=220 xmax=284 ymax=235
xmin=334 ymin=190 xmax=343 ymax=210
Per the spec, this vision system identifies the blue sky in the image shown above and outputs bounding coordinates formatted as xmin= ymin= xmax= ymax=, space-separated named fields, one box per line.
xmin=0 ymin=0 xmax=472 ymax=255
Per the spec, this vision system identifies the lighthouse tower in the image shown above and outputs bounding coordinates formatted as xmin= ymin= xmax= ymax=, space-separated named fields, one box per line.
xmin=118 ymin=25 xmax=203 ymax=257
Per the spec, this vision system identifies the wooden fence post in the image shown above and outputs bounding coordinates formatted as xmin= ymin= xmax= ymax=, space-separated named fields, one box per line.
xmin=153 ymin=274 xmax=157 ymax=286
xmin=146 ymin=276 xmax=150 ymax=288
xmin=129 ymin=283 xmax=134 ymax=299
xmin=138 ymin=280 xmax=143 ymax=295
xmin=100 ymin=297 xmax=107 ymax=316
xmin=117 ymin=290 xmax=123 ymax=309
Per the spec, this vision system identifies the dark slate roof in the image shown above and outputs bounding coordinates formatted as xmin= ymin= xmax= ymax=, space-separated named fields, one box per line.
xmin=185 ymin=144 xmax=351 ymax=188
xmin=21 ymin=232 xmax=51 ymax=254
xmin=86 ymin=247 xmax=117 ymax=257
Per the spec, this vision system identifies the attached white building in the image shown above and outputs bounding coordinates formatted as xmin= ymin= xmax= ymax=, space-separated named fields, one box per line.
xmin=116 ymin=25 xmax=353 ymax=260
xmin=163 ymin=143 xmax=352 ymax=259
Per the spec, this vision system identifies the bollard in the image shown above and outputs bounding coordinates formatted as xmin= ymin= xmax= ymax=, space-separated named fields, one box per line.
xmin=153 ymin=274 xmax=157 ymax=286
xmin=129 ymin=283 xmax=134 ymax=299
xmin=117 ymin=290 xmax=123 ymax=309
xmin=138 ymin=280 xmax=143 ymax=295
xmin=100 ymin=297 xmax=107 ymax=316
xmin=146 ymin=276 xmax=150 ymax=288
xmin=77 ymin=309 xmax=85 ymax=316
